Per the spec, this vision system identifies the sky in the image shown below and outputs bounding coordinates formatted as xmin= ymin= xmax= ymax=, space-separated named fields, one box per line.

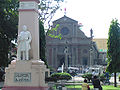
xmin=52 ymin=0 xmax=120 ymax=38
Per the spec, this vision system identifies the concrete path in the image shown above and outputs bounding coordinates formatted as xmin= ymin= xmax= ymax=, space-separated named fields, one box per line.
xmin=69 ymin=76 xmax=120 ymax=85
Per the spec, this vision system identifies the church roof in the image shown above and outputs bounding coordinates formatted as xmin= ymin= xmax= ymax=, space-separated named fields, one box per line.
xmin=53 ymin=15 xmax=78 ymax=24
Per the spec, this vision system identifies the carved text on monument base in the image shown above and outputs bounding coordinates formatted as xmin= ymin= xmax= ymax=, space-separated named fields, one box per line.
xmin=14 ymin=72 xmax=31 ymax=82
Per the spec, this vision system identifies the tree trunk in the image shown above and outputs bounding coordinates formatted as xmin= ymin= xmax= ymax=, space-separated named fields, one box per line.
xmin=114 ymin=72 xmax=117 ymax=87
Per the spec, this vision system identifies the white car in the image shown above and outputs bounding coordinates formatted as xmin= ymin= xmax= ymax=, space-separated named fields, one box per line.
xmin=57 ymin=67 xmax=62 ymax=72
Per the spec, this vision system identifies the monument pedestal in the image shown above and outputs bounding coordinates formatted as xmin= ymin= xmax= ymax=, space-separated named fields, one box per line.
xmin=2 ymin=60 xmax=50 ymax=90
xmin=2 ymin=86 xmax=48 ymax=90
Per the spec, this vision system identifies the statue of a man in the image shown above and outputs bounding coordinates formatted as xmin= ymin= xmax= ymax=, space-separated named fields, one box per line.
xmin=17 ymin=25 xmax=32 ymax=60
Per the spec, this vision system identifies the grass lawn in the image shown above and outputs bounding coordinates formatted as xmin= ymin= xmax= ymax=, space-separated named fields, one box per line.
xmin=1 ymin=85 xmax=120 ymax=90
xmin=66 ymin=85 xmax=120 ymax=90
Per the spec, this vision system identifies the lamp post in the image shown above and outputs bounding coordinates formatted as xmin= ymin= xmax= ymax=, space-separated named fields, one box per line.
xmin=64 ymin=46 xmax=68 ymax=68
xmin=89 ymin=48 xmax=93 ymax=67
xmin=64 ymin=40 xmax=69 ymax=68
xmin=68 ymin=55 xmax=71 ymax=67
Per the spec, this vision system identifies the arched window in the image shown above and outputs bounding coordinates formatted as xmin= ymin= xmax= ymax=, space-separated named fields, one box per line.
xmin=61 ymin=27 xmax=69 ymax=35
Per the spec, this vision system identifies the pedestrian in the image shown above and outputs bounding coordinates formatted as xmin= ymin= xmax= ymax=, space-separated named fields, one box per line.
xmin=92 ymin=76 xmax=102 ymax=90
xmin=82 ymin=79 xmax=90 ymax=90
xmin=104 ymin=72 xmax=110 ymax=85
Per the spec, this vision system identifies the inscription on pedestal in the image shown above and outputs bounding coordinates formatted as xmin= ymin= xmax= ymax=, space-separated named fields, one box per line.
xmin=19 ymin=1 xmax=37 ymax=10
xmin=14 ymin=72 xmax=31 ymax=82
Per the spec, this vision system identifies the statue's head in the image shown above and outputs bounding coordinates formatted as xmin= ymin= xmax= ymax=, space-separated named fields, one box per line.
xmin=22 ymin=25 xmax=27 ymax=31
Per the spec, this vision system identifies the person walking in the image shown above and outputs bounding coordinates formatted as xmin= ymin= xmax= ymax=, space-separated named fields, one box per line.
xmin=92 ymin=76 xmax=102 ymax=90
xmin=104 ymin=72 xmax=110 ymax=85
xmin=82 ymin=79 xmax=90 ymax=90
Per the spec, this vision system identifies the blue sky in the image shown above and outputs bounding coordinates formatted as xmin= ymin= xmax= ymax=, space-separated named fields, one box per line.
xmin=52 ymin=0 xmax=120 ymax=38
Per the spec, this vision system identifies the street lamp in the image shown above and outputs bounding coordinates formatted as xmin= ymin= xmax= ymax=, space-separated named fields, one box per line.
xmin=68 ymin=55 xmax=71 ymax=67
xmin=64 ymin=40 xmax=69 ymax=68
xmin=64 ymin=46 xmax=68 ymax=68
xmin=89 ymin=48 xmax=93 ymax=66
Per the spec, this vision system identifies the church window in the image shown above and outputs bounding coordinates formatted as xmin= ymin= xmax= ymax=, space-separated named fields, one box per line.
xmin=61 ymin=27 xmax=69 ymax=35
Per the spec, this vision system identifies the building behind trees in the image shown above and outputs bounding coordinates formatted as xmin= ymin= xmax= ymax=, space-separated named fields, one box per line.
xmin=46 ymin=16 xmax=103 ymax=70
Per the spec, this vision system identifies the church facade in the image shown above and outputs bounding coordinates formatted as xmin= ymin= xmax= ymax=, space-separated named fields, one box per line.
xmin=46 ymin=16 xmax=99 ymax=69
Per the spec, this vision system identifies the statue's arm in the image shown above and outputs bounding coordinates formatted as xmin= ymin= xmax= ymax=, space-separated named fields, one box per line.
xmin=28 ymin=32 xmax=32 ymax=43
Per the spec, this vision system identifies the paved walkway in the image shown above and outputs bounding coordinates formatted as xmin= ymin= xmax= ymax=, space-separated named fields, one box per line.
xmin=70 ymin=76 xmax=120 ymax=85
xmin=0 ymin=76 xmax=119 ymax=89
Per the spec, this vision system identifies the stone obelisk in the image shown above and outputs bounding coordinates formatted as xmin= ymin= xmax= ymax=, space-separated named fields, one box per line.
xmin=18 ymin=0 xmax=40 ymax=60
xmin=2 ymin=0 xmax=50 ymax=90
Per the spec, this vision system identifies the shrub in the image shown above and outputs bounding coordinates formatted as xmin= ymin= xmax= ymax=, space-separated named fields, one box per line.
xmin=100 ymin=74 xmax=106 ymax=82
xmin=118 ymin=75 xmax=120 ymax=81
xmin=51 ymin=72 xmax=72 ymax=80
xmin=82 ymin=73 xmax=92 ymax=82
xmin=45 ymin=77 xmax=57 ymax=82
xmin=45 ymin=72 xmax=72 ymax=82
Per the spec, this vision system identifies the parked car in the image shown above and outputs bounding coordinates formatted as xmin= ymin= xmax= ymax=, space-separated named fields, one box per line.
xmin=87 ymin=67 xmax=103 ymax=76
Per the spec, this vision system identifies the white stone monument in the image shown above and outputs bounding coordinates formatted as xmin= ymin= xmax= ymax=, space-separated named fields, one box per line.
xmin=2 ymin=0 xmax=50 ymax=90
xmin=17 ymin=25 xmax=32 ymax=60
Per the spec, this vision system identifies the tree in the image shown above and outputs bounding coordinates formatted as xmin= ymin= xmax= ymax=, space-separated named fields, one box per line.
xmin=0 ymin=0 xmax=63 ymax=67
xmin=107 ymin=19 xmax=120 ymax=87
xmin=39 ymin=0 xmax=63 ymax=64
xmin=39 ymin=21 xmax=47 ymax=66
xmin=39 ymin=0 xmax=64 ymax=29
xmin=0 ymin=0 xmax=18 ymax=67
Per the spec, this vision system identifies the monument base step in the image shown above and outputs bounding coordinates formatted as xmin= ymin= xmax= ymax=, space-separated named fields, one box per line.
xmin=2 ymin=86 xmax=49 ymax=90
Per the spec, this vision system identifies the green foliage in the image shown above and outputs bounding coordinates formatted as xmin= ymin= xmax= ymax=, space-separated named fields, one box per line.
xmin=0 ymin=38 xmax=9 ymax=67
xmin=65 ymin=85 xmax=120 ymax=90
xmin=81 ymin=73 xmax=92 ymax=82
xmin=51 ymin=24 xmax=60 ymax=31
xmin=106 ymin=19 xmax=120 ymax=73
xmin=48 ymin=33 xmax=62 ymax=39
xmin=45 ymin=76 xmax=57 ymax=82
xmin=39 ymin=0 xmax=64 ymax=40
xmin=51 ymin=72 xmax=72 ymax=80
xmin=47 ymin=24 xmax=62 ymax=39
xmin=39 ymin=21 xmax=48 ymax=66
xmin=118 ymin=75 xmax=120 ymax=81
xmin=0 ymin=0 xmax=18 ymax=67
xmin=45 ymin=72 xmax=72 ymax=82
xmin=39 ymin=0 xmax=64 ymax=25
xmin=100 ymin=74 xmax=106 ymax=82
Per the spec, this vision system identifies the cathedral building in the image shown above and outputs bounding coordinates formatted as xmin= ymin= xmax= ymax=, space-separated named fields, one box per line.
xmin=46 ymin=15 xmax=99 ymax=69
